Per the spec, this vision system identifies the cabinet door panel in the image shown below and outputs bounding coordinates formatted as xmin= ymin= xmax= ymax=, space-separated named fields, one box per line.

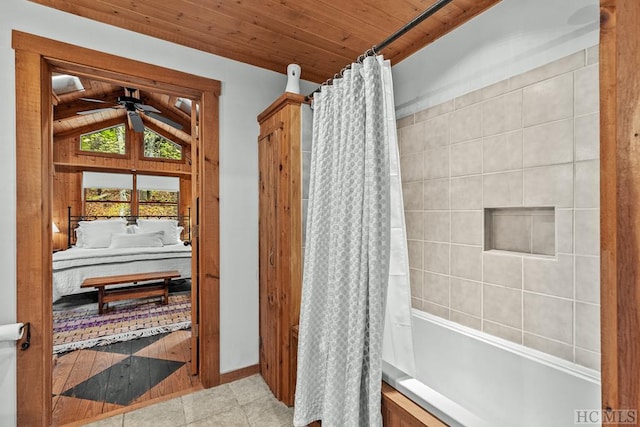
xmin=259 ymin=129 xmax=280 ymax=397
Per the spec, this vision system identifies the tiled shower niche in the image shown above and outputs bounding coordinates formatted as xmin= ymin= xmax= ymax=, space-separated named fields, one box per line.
xmin=485 ymin=207 xmax=555 ymax=256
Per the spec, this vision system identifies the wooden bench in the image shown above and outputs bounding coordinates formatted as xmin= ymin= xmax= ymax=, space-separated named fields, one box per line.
xmin=81 ymin=270 xmax=181 ymax=314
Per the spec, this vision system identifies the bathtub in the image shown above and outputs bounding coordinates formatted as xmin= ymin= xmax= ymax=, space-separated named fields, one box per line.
xmin=382 ymin=309 xmax=601 ymax=427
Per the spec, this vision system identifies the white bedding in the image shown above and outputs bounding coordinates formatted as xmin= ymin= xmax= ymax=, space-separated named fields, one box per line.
xmin=52 ymin=244 xmax=192 ymax=301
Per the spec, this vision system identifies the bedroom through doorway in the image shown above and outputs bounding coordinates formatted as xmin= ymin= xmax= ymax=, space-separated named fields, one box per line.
xmin=49 ymin=75 xmax=200 ymax=426
xmin=49 ymin=71 xmax=199 ymax=423
xmin=13 ymin=31 xmax=221 ymax=427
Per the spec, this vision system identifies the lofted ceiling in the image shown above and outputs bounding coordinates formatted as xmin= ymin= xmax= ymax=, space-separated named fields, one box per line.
xmin=52 ymin=75 xmax=193 ymax=143
xmin=31 ymin=0 xmax=501 ymax=84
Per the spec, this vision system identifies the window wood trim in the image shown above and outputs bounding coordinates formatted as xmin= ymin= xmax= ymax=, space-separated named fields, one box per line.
xmin=141 ymin=120 xmax=188 ymax=164
xmin=76 ymin=122 xmax=130 ymax=160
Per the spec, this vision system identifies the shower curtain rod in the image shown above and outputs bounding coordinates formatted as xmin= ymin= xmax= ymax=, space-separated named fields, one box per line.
xmin=305 ymin=0 xmax=454 ymax=101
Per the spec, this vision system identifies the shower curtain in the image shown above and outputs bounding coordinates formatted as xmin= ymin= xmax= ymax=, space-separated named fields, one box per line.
xmin=380 ymin=59 xmax=416 ymax=379
xmin=294 ymin=55 xmax=414 ymax=427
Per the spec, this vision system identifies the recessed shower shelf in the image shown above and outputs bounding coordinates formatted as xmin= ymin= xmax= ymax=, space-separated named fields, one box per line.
xmin=484 ymin=207 xmax=556 ymax=256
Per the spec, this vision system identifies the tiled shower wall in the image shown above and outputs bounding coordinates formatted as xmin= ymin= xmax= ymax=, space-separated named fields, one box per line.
xmin=398 ymin=46 xmax=600 ymax=370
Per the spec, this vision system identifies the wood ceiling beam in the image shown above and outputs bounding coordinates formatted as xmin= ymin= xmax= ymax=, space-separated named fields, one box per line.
xmin=53 ymin=89 xmax=122 ymax=122
xmin=141 ymin=116 xmax=191 ymax=146
xmin=54 ymin=115 xmax=125 ymax=139
xmin=78 ymin=77 xmax=96 ymax=91
xmin=138 ymin=94 xmax=192 ymax=135
xmin=147 ymin=92 xmax=192 ymax=124
xmin=45 ymin=55 xmax=213 ymax=98
xmin=53 ymin=162 xmax=192 ymax=177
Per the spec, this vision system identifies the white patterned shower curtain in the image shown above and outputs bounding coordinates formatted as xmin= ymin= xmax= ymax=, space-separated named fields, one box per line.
xmin=294 ymin=56 xmax=415 ymax=427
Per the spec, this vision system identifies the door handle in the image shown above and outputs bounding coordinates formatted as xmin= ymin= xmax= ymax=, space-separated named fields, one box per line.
xmin=269 ymin=250 xmax=275 ymax=267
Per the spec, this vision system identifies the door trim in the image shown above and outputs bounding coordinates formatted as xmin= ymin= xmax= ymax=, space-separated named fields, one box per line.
xmin=599 ymin=0 xmax=640 ymax=417
xmin=12 ymin=30 xmax=221 ymax=426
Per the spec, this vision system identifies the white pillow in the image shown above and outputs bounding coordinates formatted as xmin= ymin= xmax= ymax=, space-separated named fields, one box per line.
xmin=109 ymin=231 xmax=164 ymax=249
xmin=77 ymin=219 xmax=127 ymax=248
xmin=75 ymin=228 xmax=85 ymax=248
xmin=137 ymin=219 xmax=181 ymax=245
xmin=78 ymin=218 xmax=127 ymax=228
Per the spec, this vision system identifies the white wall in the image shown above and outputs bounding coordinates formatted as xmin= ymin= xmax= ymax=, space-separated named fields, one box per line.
xmin=0 ymin=1 xmax=314 ymax=424
xmin=392 ymin=0 xmax=600 ymax=117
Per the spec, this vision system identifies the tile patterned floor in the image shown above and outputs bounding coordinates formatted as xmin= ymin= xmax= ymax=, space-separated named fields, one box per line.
xmin=83 ymin=374 xmax=294 ymax=427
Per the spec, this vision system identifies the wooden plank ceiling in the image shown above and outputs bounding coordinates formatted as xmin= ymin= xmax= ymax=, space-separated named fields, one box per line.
xmin=30 ymin=0 xmax=501 ymax=84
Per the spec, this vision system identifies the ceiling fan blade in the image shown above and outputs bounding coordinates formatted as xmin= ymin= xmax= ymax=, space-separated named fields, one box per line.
xmin=145 ymin=111 xmax=184 ymax=131
xmin=128 ymin=111 xmax=145 ymax=132
xmin=77 ymin=108 xmax=117 ymax=115
xmin=135 ymin=103 xmax=161 ymax=113
xmin=79 ymin=97 xmax=111 ymax=104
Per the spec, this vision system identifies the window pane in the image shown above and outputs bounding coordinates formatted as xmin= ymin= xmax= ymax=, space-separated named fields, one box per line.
xmin=138 ymin=189 xmax=179 ymax=217
xmin=85 ymin=188 xmax=132 ymax=202
xmin=143 ymin=129 xmax=182 ymax=160
xmin=84 ymin=188 xmax=131 ymax=217
xmin=80 ymin=125 xmax=126 ymax=155
xmin=139 ymin=190 xmax=178 ymax=203
xmin=85 ymin=202 xmax=131 ymax=217
xmin=138 ymin=204 xmax=178 ymax=217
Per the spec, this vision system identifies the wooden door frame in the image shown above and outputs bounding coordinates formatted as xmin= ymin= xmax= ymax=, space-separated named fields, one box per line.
xmin=599 ymin=0 xmax=640 ymax=422
xmin=12 ymin=30 xmax=221 ymax=426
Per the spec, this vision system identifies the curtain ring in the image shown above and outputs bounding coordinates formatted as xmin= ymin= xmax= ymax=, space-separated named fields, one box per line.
xmin=370 ymin=46 xmax=378 ymax=56
xmin=357 ymin=53 xmax=365 ymax=64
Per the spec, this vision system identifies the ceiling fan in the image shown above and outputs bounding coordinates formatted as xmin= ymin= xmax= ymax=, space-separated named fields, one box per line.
xmin=77 ymin=87 xmax=184 ymax=132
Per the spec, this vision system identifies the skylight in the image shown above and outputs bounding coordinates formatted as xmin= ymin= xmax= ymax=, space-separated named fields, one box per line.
xmin=52 ymin=74 xmax=84 ymax=95
xmin=175 ymin=97 xmax=199 ymax=117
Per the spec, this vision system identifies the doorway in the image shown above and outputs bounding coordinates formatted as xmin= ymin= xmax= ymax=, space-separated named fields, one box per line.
xmin=13 ymin=30 xmax=220 ymax=426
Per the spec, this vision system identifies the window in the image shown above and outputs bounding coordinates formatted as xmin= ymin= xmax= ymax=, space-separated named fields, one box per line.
xmin=138 ymin=175 xmax=180 ymax=217
xmin=84 ymin=188 xmax=132 ymax=217
xmin=139 ymin=190 xmax=179 ymax=216
xmin=82 ymin=172 xmax=179 ymax=217
xmin=80 ymin=124 xmax=126 ymax=155
xmin=82 ymin=172 xmax=133 ymax=217
xmin=143 ymin=129 xmax=182 ymax=160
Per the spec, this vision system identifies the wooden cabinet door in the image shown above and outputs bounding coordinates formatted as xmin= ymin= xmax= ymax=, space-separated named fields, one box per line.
xmin=259 ymin=130 xmax=281 ymax=397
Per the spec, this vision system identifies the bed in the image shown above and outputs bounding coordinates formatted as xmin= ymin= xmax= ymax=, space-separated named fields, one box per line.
xmin=52 ymin=209 xmax=192 ymax=301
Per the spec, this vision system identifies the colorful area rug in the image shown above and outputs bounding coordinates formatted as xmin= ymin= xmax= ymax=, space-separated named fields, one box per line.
xmin=53 ymin=293 xmax=191 ymax=354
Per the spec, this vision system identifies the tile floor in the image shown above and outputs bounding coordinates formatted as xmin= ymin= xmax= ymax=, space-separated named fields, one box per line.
xmin=83 ymin=374 xmax=294 ymax=427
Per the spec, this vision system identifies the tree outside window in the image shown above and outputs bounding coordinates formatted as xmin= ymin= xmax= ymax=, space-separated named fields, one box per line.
xmin=84 ymin=188 xmax=132 ymax=217
xmin=80 ymin=125 xmax=126 ymax=155
xmin=138 ymin=189 xmax=179 ymax=217
xmin=143 ymin=129 xmax=182 ymax=160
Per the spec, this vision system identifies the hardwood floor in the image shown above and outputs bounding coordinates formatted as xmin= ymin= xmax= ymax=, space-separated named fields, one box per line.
xmin=52 ymin=330 xmax=200 ymax=426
